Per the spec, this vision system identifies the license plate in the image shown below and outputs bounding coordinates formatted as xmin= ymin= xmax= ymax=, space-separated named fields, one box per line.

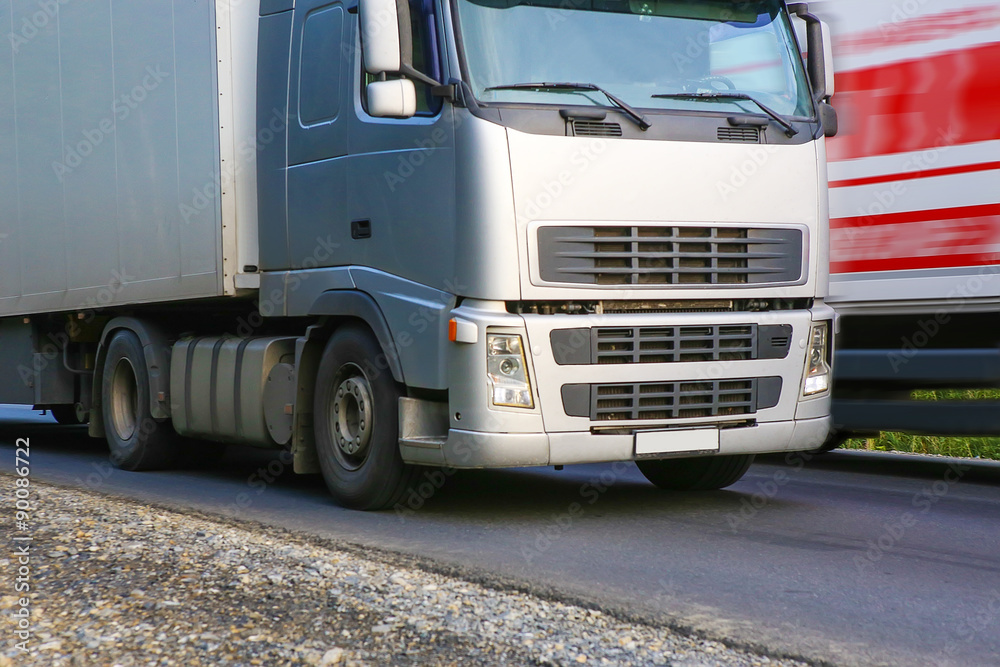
xmin=634 ymin=428 xmax=720 ymax=457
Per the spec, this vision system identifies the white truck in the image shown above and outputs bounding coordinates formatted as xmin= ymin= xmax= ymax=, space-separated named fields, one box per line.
xmin=1 ymin=0 xmax=836 ymax=508
xmin=811 ymin=0 xmax=1000 ymax=438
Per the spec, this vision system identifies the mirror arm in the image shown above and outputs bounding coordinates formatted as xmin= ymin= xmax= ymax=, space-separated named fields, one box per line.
xmin=399 ymin=63 xmax=441 ymax=89
xmin=400 ymin=66 xmax=465 ymax=105
xmin=431 ymin=83 xmax=457 ymax=102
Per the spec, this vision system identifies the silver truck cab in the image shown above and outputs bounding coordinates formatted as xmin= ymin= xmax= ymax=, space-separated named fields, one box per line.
xmin=254 ymin=0 xmax=837 ymax=506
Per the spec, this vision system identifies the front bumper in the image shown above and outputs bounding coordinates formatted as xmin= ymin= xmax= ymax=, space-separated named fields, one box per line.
xmin=400 ymin=299 xmax=834 ymax=468
xmin=434 ymin=416 xmax=831 ymax=468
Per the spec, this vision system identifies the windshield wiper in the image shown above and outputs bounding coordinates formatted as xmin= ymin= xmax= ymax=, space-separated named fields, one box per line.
xmin=484 ymin=82 xmax=651 ymax=130
xmin=651 ymin=92 xmax=797 ymax=137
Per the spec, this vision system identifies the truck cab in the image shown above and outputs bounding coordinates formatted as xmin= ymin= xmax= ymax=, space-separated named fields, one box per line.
xmin=253 ymin=0 xmax=838 ymax=505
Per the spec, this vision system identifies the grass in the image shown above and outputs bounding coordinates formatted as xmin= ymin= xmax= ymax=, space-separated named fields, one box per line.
xmin=840 ymin=389 xmax=1000 ymax=461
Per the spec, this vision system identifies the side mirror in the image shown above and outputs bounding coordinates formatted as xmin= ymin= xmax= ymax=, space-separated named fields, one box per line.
xmin=359 ymin=0 xmax=442 ymax=117
xmin=818 ymin=100 xmax=838 ymax=137
xmin=788 ymin=4 xmax=835 ymax=100
xmin=367 ymin=79 xmax=417 ymax=118
xmin=819 ymin=20 xmax=835 ymax=98
xmin=360 ymin=0 xmax=412 ymax=75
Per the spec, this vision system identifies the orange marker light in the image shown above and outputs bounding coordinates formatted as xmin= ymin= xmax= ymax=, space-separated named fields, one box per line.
xmin=448 ymin=318 xmax=458 ymax=342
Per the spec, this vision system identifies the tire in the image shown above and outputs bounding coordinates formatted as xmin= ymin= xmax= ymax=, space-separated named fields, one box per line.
xmin=313 ymin=325 xmax=417 ymax=510
xmin=50 ymin=405 xmax=86 ymax=425
xmin=101 ymin=330 xmax=175 ymax=471
xmin=637 ymin=454 xmax=755 ymax=491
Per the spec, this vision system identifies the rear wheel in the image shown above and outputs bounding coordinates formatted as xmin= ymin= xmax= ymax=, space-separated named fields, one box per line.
xmin=313 ymin=325 xmax=417 ymax=510
xmin=101 ymin=330 xmax=175 ymax=470
xmin=637 ymin=454 xmax=754 ymax=491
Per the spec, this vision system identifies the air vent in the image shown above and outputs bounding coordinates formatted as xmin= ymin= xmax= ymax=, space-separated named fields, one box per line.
xmin=551 ymin=325 xmax=758 ymax=365
xmin=561 ymin=377 xmax=783 ymax=421
xmin=717 ymin=126 xmax=761 ymax=143
xmin=597 ymin=325 xmax=755 ymax=364
xmin=592 ymin=379 xmax=755 ymax=421
xmin=572 ymin=120 xmax=623 ymax=137
xmin=537 ymin=225 xmax=803 ymax=287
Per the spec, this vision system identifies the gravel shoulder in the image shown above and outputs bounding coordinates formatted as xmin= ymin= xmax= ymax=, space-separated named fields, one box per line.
xmin=2 ymin=478 xmax=809 ymax=667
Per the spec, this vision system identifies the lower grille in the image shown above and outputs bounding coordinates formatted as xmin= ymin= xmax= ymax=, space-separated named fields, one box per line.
xmin=597 ymin=380 xmax=754 ymax=421
xmin=550 ymin=324 xmax=792 ymax=365
xmin=561 ymin=377 xmax=782 ymax=421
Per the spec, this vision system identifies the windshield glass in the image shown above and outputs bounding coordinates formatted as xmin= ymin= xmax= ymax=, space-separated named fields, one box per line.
xmin=454 ymin=0 xmax=814 ymax=118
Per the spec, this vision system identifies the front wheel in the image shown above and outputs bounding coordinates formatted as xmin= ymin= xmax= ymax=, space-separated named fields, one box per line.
xmin=637 ymin=454 xmax=754 ymax=491
xmin=313 ymin=325 xmax=417 ymax=510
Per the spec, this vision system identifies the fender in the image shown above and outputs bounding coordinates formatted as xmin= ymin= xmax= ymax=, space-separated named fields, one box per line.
xmin=309 ymin=290 xmax=406 ymax=384
xmin=89 ymin=317 xmax=174 ymax=438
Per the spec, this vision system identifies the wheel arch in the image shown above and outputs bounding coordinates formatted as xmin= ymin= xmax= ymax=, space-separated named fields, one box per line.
xmin=89 ymin=317 xmax=173 ymax=439
xmin=308 ymin=291 xmax=406 ymax=385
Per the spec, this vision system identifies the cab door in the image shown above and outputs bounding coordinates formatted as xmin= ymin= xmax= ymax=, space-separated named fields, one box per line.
xmin=343 ymin=0 xmax=457 ymax=291
xmin=285 ymin=0 xmax=352 ymax=269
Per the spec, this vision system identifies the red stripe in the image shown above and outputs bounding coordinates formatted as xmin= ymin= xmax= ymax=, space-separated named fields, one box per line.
xmin=831 ymin=205 xmax=1000 ymax=274
xmin=835 ymin=6 xmax=1000 ymax=56
xmin=829 ymin=161 xmax=1000 ymax=188
xmin=832 ymin=251 xmax=1000 ymax=274
xmin=831 ymin=203 xmax=1000 ymax=229
xmin=827 ymin=43 xmax=1000 ymax=161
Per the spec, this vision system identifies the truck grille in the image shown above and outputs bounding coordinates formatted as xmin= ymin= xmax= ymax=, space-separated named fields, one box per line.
xmin=594 ymin=325 xmax=753 ymax=364
xmin=561 ymin=377 xmax=782 ymax=421
xmin=536 ymin=225 xmax=802 ymax=287
xmin=550 ymin=324 xmax=792 ymax=365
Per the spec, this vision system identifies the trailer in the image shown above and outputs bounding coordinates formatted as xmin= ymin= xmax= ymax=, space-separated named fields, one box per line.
xmin=811 ymin=0 xmax=1000 ymax=438
xmin=1 ymin=0 xmax=836 ymax=508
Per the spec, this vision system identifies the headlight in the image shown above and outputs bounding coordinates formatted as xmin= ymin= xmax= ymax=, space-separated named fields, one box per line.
xmin=487 ymin=333 xmax=534 ymax=408
xmin=802 ymin=322 xmax=831 ymax=396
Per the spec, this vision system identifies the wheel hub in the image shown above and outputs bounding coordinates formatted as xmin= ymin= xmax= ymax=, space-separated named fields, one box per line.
xmin=110 ymin=358 xmax=138 ymax=441
xmin=333 ymin=375 xmax=373 ymax=459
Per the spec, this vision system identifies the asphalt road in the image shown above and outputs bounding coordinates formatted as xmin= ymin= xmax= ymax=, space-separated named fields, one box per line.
xmin=3 ymin=405 xmax=999 ymax=667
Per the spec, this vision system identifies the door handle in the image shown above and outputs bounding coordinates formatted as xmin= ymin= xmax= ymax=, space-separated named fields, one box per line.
xmin=351 ymin=219 xmax=372 ymax=239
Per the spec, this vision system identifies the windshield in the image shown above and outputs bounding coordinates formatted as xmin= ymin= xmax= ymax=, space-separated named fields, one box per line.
xmin=454 ymin=0 xmax=814 ymax=118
